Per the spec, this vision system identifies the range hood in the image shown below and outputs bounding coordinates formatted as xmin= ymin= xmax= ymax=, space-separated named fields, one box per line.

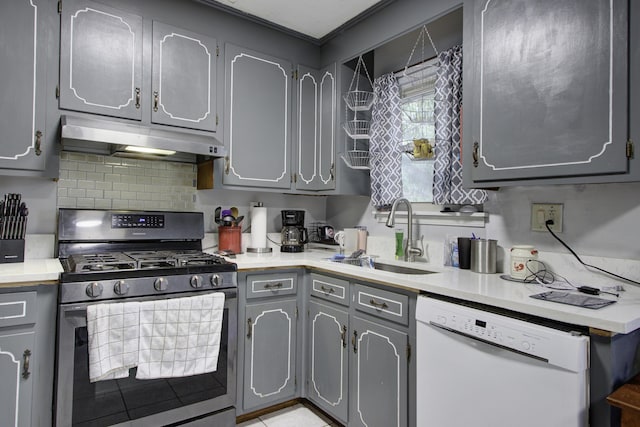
xmin=60 ymin=115 xmax=225 ymax=162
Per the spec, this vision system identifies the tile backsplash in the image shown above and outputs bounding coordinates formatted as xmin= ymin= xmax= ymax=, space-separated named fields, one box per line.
xmin=57 ymin=152 xmax=197 ymax=211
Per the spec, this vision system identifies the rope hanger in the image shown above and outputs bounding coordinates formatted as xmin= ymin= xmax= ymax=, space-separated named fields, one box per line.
xmin=401 ymin=24 xmax=439 ymax=80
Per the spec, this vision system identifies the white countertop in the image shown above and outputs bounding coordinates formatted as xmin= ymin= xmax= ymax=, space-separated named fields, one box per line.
xmin=230 ymin=249 xmax=640 ymax=334
xmin=0 ymin=258 xmax=63 ymax=286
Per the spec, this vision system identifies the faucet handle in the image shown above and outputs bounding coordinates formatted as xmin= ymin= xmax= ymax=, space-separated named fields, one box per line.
xmin=408 ymin=236 xmax=425 ymax=261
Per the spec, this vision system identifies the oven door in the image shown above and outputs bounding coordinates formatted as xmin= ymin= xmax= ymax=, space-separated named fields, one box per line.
xmin=54 ymin=289 xmax=237 ymax=427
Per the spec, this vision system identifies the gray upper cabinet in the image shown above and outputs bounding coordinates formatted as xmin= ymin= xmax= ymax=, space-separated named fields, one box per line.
xmin=295 ymin=64 xmax=337 ymax=191
xmin=349 ymin=315 xmax=408 ymax=427
xmin=0 ymin=0 xmax=50 ymax=172
xmin=224 ymin=43 xmax=292 ymax=189
xmin=307 ymin=300 xmax=349 ymax=424
xmin=151 ymin=21 xmax=217 ymax=132
xmin=466 ymin=0 xmax=630 ymax=184
xmin=631 ymin=0 xmax=639 ymax=171
xmin=59 ymin=0 xmax=143 ymax=121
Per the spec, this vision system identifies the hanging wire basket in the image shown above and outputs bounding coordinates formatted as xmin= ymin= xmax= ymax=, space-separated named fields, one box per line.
xmin=340 ymin=150 xmax=371 ymax=169
xmin=343 ymin=119 xmax=371 ymax=139
xmin=343 ymin=90 xmax=375 ymax=111
xmin=344 ymin=55 xmax=375 ymax=112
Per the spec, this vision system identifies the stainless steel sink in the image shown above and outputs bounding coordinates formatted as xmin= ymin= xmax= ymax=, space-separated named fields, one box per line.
xmin=373 ymin=262 xmax=436 ymax=275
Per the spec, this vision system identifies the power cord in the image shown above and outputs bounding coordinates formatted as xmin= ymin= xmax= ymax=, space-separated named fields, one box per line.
xmin=525 ymin=259 xmax=620 ymax=297
xmin=545 ymin=220 xmax=640 ymax=286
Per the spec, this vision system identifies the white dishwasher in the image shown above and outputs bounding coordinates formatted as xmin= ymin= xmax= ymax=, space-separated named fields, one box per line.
xmin=416 ymin=296 xmax=589 ymax=427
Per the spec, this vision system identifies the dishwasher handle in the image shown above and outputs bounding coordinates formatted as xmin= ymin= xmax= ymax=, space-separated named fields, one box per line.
xmin=428 ymin=321 xmax=549 ymax=363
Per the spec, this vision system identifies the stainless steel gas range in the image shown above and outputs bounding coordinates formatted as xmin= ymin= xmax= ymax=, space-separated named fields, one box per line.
xmin=54 ymin=209 xmax=237 ymax=427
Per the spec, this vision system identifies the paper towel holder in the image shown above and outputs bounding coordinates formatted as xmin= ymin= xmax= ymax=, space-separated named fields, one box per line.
xmin=247 ymin=202 xmax=273 ymax=253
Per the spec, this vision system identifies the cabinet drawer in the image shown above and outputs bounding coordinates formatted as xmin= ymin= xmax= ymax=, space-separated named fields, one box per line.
xmin=246 ymin=273 xmax=297 ymax=299
xmin=0 ymin=291 xmax=37 ymax=328
xmin=353 ymin=284 xmax=408 ymax=325
xmin=310 ymin=274 xmax=350 ymax=306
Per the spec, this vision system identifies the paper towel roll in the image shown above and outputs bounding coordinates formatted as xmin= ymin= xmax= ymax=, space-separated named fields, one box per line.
xmin=250 ymin=207 xmax=267 ymax=248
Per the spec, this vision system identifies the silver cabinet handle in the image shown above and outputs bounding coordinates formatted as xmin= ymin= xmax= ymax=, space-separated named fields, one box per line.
xmin=34 ymin=131 xmax=42 ymax=156
xmin=225 ymin=156 xmax=230 ymax=175
xmin=473 ymin=141 xmax=479 ymax=167
xmin=352 ymin=330 xmax=358 ymax=353
xmin=341 ymin=325 xmax=347 ymax=348
xmin=247 ymin=318 xmax=253 ymax=339
xmin=320 ymin=285 xmax=335 ymax=295
xmin=264 ymin=282 xmax=283 ymax=290
xmin=22 ymin=349 xmax=31 ymax=379
xmin=369 ymin=298 xmax=388 ymax=310
xmin=153 ymin=91 xmax=159 ymax=112
xmin=135 ymin=88 xmax=141 ymax=109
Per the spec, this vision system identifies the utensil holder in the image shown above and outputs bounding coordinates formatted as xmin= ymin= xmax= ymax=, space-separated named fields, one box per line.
xmin=0 ymin=239 xmax=25 ymax=263
xmin=218 ymin=226 xmax=242 ymax=254
xmin=470 ymin=239 xmax=497 ymax=273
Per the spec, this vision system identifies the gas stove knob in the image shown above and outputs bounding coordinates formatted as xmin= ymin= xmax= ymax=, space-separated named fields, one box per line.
xmin=210 ymin=274 xmax=222 ymax=287
xmin=154 ymin=278 xmax=167 ymax=291
xmin=86 ymin=282 xmax=103 ymax=298
xmin=190 ymin=275 xmax=203 ymax=288
xmin=114 ymin=280 xmax=129 ymax=295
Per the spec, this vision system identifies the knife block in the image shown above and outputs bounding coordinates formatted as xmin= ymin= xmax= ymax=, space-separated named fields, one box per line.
xmin=0 ymin=239 xmax=25 ymax=263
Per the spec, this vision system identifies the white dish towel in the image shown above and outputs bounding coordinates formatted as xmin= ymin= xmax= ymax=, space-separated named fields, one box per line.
xmin=136 ymin=292 xmax=225 ymax=380
xmin=87 ymin=301 xmax=140 ymax=382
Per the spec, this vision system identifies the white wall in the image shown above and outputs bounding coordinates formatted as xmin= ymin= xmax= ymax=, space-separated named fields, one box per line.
xmin=326 ymin=182 xmax=640 ymax=283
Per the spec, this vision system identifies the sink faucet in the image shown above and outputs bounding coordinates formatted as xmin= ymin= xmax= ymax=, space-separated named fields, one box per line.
xmin=385 ymin=198 xmax=423 ymax=262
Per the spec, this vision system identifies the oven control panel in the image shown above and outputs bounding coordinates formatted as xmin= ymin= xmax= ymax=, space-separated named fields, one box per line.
xmin=112 ymin=214 xmax=165 ymax=228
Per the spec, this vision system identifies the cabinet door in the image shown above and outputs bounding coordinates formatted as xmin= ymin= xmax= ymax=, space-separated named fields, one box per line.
xmin=244 ymin=299 xmax=297 ymax=410
xmin=468 ymin=0 xmax=628 ymax=183
xmin=0 ymin=331 xmax=34 ymax=427
xmin=59 ymin=0 xmax=143 ymax=120
xmin=295 ymin=64 xmax=337 ymax=191
xmin=349 ymin=315 xmax=408 ymax=427
xmin=307 ymin=300 xmax=348 ymax=423
xmin=0 ymin=0 xmax=48 ymax=172
xmin=151 ymin=21 xmax=217 ymax=132
xmin=224 ymin=44 xmax=292 ymax=188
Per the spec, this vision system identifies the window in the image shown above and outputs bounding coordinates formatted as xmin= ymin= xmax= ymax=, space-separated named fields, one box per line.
xmin=396 ymin=59 xmax=438 ymax=203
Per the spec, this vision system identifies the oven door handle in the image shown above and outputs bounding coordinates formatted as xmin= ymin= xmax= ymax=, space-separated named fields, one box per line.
xmin=62 ymin=305 xmax=89 ymax=314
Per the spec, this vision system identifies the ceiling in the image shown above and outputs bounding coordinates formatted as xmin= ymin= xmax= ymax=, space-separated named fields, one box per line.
xmin=199 ymin=0 xmax=395 ymax=43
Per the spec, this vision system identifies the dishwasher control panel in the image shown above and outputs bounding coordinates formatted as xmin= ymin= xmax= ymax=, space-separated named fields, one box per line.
xmin=417 ymin=296 xmax=589 ymax=372
xmin=432 ymin=309 xmax=545 ymax=357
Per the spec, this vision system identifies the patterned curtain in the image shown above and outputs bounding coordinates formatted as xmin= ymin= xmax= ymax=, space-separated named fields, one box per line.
xmin=432 ymin=45 xmax=488 ymax=205
xmin=369 ymin=74 xmax=403 ymax=209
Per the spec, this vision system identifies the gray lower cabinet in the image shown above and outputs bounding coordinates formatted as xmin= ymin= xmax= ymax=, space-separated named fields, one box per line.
xmin=0 ymin=0 xmax=52 ymax=173
xmin=307 ymin=300 xmax=349 ymax=424
xmin=239 ymin=271 xmax=300 ymax=413
xmin=294 ymin=64 xmax=337 ymax=191
xmin=464 ymin=0 xmax=631 ymax=185
xmin=0 ymin=292 xmax=37 ymax=427
xmin=244 ymin=299 xmax=298 ymax=410
xmin=349 ymin=315 xmax=408 ymax=427
xmin=224 ymin=44 xmax=292 ymax=189
xmin=305 ymin=274 xmax=412 ymax=427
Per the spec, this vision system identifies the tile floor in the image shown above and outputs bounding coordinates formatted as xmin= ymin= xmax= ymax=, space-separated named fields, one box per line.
xmin=237 ymin=403 xmax=340 ymax=427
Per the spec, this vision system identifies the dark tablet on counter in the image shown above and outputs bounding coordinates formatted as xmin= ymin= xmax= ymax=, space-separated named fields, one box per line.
xmin=530 ymin=291 xmax=616 ymax=310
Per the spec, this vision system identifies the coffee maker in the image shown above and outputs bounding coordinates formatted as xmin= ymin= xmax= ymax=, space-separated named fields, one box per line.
xmin=280 ymin=210 xmax=308 ymax=252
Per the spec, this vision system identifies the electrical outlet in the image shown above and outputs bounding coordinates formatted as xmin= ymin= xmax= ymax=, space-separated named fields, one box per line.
xmin=531 ymin=203 xmax=563 ymax=232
